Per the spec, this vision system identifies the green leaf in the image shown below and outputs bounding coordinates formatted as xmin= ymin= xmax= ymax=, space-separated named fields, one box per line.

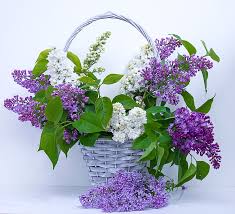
xmin=170 ymin=34 xmax=182 ymax=40
xmin=36 ymin=49 xmax=51 ymax=62
xmin=45 ymin=96 xmax=63 ymax=123
xmin=146 ymin=106 xmax=168 ymax=114
xmin=201 ymin=69 xmax=209 ymax=93
xmin=181 ymin=40 xmax=197 ymax=55
xmin=56 ymin=126 xmax=76 ymax=157
xmin=196 ymin=161 xmax=210 ymax=180
xmin=178 ymin=158 xmax=189 ymax=182
xmin=86 ymin=91 xmax=98 ymax=104
xmin=144 ymin=94 xmax=156 ymax=108
xmin=67 ymin=51 xmax=82 ymax=73
xmin=34 ymin=89 xmax=46 ymax=103
xmin=156 ymin=146 xmax=165 ymax=168
xmin=171 ymin=34 xmax=196 ymax=55
xmin=112 ymin=94 xmax=139 ymax=109
xmin=32 ymin=59 xmax=48 ymax=77
xmin=176 ymin=163 xmax=196 ymax=187
xmin=209 ymin=48 xmax=220 ymax=62
xmin=132 ymin=134 xmax=151 ymax=150
xmin=79 ymin=76 xmax=96 ymax=84
xmin=79 ymin=133 xmax=100 ymax=147
xmin=139 ymin=142 xmax=156 ymax=161
xmin=196 ymin=96 xmax=215 ymax=113
xmin=159 ymin=133 xmax=171 ymax=144
xmin=72 ymin=112 xmax=104 ymax=133
xmin=102 ymin=74 xmax=123 ymax=85
xmin=95 ymin=97 xmax=113 ymax=128
xmin=39 ymin=122 xmax=60 ymax=168
xmin=201 ymin=40 xmax=209 ymax=53
xmin=181 ymin=90 xmax=196 ymax=111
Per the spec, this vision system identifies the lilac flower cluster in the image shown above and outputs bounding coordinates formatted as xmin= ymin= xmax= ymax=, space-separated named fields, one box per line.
xmin=141 ymin=54 xmax=213 ymax=105
xmin=12 ymin=70 xmax=50 ymax=93
xmin=52 ymin=83 xmax=88 ymax=120
xmin=155 ymin=37 xmax=182 ymax=60
xmin=63 ymin=129 xmax=79 ymax=144
xmin=79 ymin=170 xmax=169 ymax=212
xmin=168 ymin=107 xmax=221 ymax=169
xmin=52 ymin=84 xmax=88 ymax=143
xmin=4 ymin=96 xmax=46 ymax=128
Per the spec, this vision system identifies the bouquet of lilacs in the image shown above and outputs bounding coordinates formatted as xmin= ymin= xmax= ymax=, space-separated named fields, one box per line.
xmin=4 ymin=31 xmax=221 ymax=193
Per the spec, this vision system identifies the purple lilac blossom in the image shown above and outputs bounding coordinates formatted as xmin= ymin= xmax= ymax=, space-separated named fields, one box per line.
xmin=141 ymin=54 xmax=213 ymax=105
xmin=63 ymin=129 xmax=79 ymax=144
xmin=79 ymin=170 xmax=169 ymax=212
xmin=4 ymin=95 xmax=46 ymax=128
xmin=155 ymin=37 xmax=182 ymax=60
xmin=168 ymin=107 xmax=221 ymax=169
xmin=12 ymin=70 xmax=50 ymax=93
xmin=52 ymin=83 xmax=88 ymax=121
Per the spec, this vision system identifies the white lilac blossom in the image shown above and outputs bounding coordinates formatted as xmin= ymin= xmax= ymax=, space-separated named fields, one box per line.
xmin=120 ymin=44 xmax=153 ymax=96
xmin=83 ymin=31 xmax=111 ymax=72
xmin=109 ymin=103 xmax=147 ymax=143
xmin=46 ymin=48 xmax=80 ymax=86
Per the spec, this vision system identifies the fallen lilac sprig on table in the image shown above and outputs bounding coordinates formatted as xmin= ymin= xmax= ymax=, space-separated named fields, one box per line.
xmin=79 ymin=170 xmax=169 ymax=212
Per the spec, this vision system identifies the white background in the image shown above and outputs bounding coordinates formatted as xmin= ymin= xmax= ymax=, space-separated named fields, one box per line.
xmin=0 ymin=0 xmax=234 ymax=190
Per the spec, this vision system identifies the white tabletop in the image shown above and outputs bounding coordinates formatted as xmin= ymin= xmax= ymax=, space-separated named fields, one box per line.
xmin=0 ymin=186 xmax=234 ymax=213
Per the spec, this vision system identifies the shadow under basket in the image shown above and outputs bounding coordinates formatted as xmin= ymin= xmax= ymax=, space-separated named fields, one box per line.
xmin=80 ymin=138 xmax=146 ymax=186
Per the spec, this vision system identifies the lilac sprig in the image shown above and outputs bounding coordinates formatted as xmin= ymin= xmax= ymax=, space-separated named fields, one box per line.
xmin=155 ymin=37 xmax=182 ymax=60
xmin=4 ymin=95 xmax=46 ymax=128
xmin=141 ymin=55 xmax=213 ymax=105
xmin=168 ymin=107 xmax=221 ymax=169
xmin=12 ymin=70 xmax=50 ymax=93
xmin=79 ymin=170 xmax=169 ymax=212
xmin=52 ymin=83 xmax=88 ymax=121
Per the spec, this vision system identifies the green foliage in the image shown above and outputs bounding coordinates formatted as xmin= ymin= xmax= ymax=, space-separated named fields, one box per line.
xmin=196 ymin=161 xmax=210 ymax=180
xmin=132 ymin=134 xmax=152 ymax=150
xmin=72 ymin=112 xmax=104 ymax=133
xmin=209 ymin=48 xmax=220 ymax=62
xmin=86 ymin=91 xmax=98 ymax=104
xmin=102 ymin=74 xmax=123 ymax=85
xmin=112 ymin=94 xmax=139 ymax=109
xmin=201 ymin=40 xmax=220 ymax=62
xmin=201 ymin=69 xmax=209 ymax=92
xmin=171 ymin=34 xmax=197 ymax=55
xmin=32 ymin=59 xmax=48 ymax=77
xmin=39 ymin=122 xmax=61 ymax=168
xmin=67 ymin=51 xmax=82 ymax=73
xmin=36 ymin=49 xmax=51 ymax=62
xmin=181 ymin=90 xmax=196 ymax=111
xmin=79 ymin=133 xmax=100 ymax=147
xmin=45 ymin=96 xmax=63 ymax=123
xmin=139 ymin=142 xmax=156 ymax=161
xmin=176 ymin=163 xmax=196 ymax=187
xmin=95 ymin=97 xmax=113 ymax=128
xmin=196 ymin=96 xmax=215 ymax=113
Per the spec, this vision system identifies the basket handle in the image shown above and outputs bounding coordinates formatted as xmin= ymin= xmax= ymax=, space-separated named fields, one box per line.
xmin=63 ymin=11 xmax=159 ymax=59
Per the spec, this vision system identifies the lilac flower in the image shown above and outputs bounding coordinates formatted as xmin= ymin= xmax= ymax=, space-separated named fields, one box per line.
xmin=12 ymin=70 xmax=50 ymax=93
xmin=79 ymin=170 xmax=169 ymax=212
xmin=52 ymin=84 xmax=88 ymax=121
xmin=4 ymin=95 xmax=46 ymax=128
xmin=141 ymin=55 xmax=213 ymax=105
xmin=155 ymin=37 xmax=182 ymax=60
xmin=63 ymin=129 xmax=79 ymax=144
xmin=168 ymin=107 xmax=221 ymax=169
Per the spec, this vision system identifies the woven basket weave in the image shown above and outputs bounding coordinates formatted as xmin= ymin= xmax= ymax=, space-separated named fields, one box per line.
xmin=63 ymin=12 xmax=159 ymax=185
xmin=80 ymin=139 xmax=146 ymax=185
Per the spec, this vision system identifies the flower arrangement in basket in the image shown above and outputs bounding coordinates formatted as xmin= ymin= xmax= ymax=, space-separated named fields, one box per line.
xmin=4 ymin=12 xmax=221 ymax=212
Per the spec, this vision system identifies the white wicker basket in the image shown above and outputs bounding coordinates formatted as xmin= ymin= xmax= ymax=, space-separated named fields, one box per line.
xmin=63 ymin=12 xmax=159 ymax=185
xmin=80 ymin=139 xmax=146 ymax=185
